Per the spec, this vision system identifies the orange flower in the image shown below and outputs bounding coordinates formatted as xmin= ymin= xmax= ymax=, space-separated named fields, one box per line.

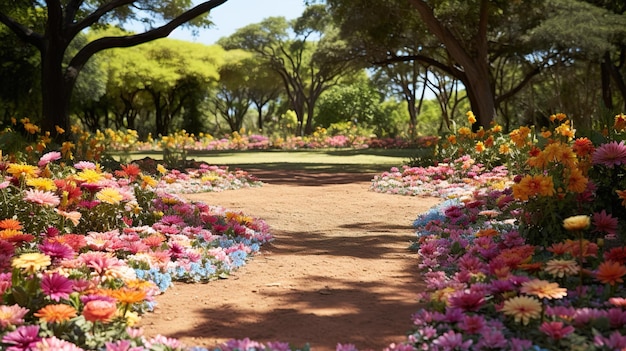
xmin=509 ymin=126 xmax=531 ymax=147
xmin=475 ymin=141 xmax=485 ymax=153
xmin=616 ymin=189 xmax=626 ymax=208
xmin=512 ymin=175 xmax=555 ymax=201
xmin=34 ymin=304 xmax=77 ymax=323
xmin=614 ymin=113 xmax=626 ymax=132
xmin=0 ymin=219 xmax=22 ymax=230
xmin=108 ymin=287 xmax=147 ymax=304
xmin=475 ymin=228 xmax=499 ymax=237
xmin=566 ymin=168 xmax=588 ymax=194
xmin=596 ymin=261 xmax=626 ymax=286
xmin=521 ymin=279 xmax=567 ymax=299
xmin=82 ymin=300 xmax=117 ymax=323
xmin=544 ymin=259 xmax=579 ymax=278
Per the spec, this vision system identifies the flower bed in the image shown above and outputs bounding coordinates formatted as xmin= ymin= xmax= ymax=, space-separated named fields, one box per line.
xmin=0 ymin=154 xmax=270 ymax=351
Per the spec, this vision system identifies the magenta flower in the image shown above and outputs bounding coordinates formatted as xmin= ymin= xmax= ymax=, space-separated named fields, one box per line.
xmin=592 ymin=141 xmax=626 ymax=168
xmin=592 ymin=210 xmax=619 ymax=236
xmin=459 ymin=314 xmax=486 ymax=334
xmin=41 ymin=272 xmax=73 ymax=301
xmin=336 ymin=344 xmax=359 ymax=351
xmin=539 ymin=321 xmax=575 ymax=340
xmin=449 ymin=290 xmax=485 ymax=311
xmin=37 ymin=151 xmax=61 ymax=167
xmin=38 ymin=241 xmax=75 ymax=261
xmin=2 ymin=325 xmax=42 ymax=351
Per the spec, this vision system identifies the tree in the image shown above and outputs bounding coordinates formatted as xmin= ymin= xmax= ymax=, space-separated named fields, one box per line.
xmin=211 ymin=49 xmax=253 ymax=133
xmin=327 ymin=0 xmax=558 ymax=129
xmin=0 ymin=0 xmax=228 ymax=137
xmin=219 ymin=5 xmax=360 ymax=135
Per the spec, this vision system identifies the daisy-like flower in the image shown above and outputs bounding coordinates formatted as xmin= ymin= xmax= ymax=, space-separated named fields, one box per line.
xmin=501 ymin=296 xmax=542 ymax=325
xmin=41 ymin=273 xmax=74 ymax=301
xmin=2 ymin=325 xmax=42 ymax=351
xmin=0 ymin=218 xmax=22 ymax=230
xmin=12 ymin=252 xmax=51 ymax=273
xmin=34 ymin=304 xmax=77 ymax=323
xmin=593 ymin=210 xmax=618 ymax=236
xmin=6 ymin=163 xmax=40 ymax=179
xmin=37 ymin=151 xmax=61 ymax=167
xmin=596 ymin=260 xmax=626 ymax=286
xmin=539 ymin=321 xmax=575 ymax=340
xmin=520 ymin=279 xmax=567 ymax=299
xmin=512 ymin=174 xmax=554 ymax=201
xmin=544 ymin=259 xmax=580 ymax=278
xmin=55 ymin=209 xmax=82 ymax=226
xmin=593 ymin=141 xmax=626 ymax=168
xmin=24 ymin=189 xmax=61 ymax=207
xmin=74 ymin=161 xmax=96 ymax=170
xmin=35 ymin=336 xmax=84 ymax=351
xmin=432 ymin=330 xmax=473 ymax=350
xmin=26 ymin=178 xmax=57 ymax=191
xmin=566 ymin=168 xmax=588 ymax=193
xmin=75 ymin=169 xmax=104 ymax=183
xmin=563 ymin=215 xmax=591 ymax=232
xmin=96 ymin=187 xmax=124 ymax=205
xmin=0 ymin=304 xmax=29 ymax=328
xmin=108 ymin=287 xmax=148 ymax=305
xmin=617 ymin=189 xmax=626 ymax=208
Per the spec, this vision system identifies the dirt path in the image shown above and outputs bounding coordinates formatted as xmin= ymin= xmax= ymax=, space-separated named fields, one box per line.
xmin=141 ymin=170 xmax=441 ymax=351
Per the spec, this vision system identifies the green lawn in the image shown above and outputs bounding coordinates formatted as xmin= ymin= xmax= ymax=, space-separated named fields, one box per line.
xmin=126 ymin=148 xmax=417 ymax=173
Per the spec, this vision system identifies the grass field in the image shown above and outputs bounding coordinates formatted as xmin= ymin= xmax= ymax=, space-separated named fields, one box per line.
xmin=126 ymin=148 xmax=418 ymax=173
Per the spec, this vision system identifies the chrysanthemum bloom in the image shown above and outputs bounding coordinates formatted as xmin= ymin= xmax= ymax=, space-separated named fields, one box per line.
xmin=593 ymin=210 xmax=619 ymax=236
xmin=615 ymin=113 xmax=626 ymax=131
xmin=41 ymin=273 xmax=74 ymax=301
xmin=24 ymin=189 xmax=61 ymax=207
xmin=2 ymin=325 xmax=42 ymax=351
xmin=34 ymin=304 xmax=77 ymax=323
xmin=512 ymin=174 xmax=554 ymax=201
xmin=0 ymin=218 xmax=23 ymax=231
xmin=55 ymin=209 xmax=82 ymax=226
xmin=566 ymin=168 xmax=588 ymax=194
xmin=6 ymin=163 xmax=40 ymax=179
xmin=37 ymin=151 xmax=62 ymax=167
xmin=75 ymin=169 xmax=104 ymax=183
xmin=82 ymin=300 xmax=117 ymax=323
xmin=617 ymin=189 xmax=626 ymax=208
xmin=95 ymin=187 xmax=124 ymax=205
xmin=596 ymin=260 xmax=626 ymax=286
xmin=563 ymin=215 xmax=591 ymax=231
xmin=520 ymin=279 xmax=567 ymax=299
xmin=544 ymin=259 xmax=580 ymax=278
xmin=35 ymin=336 xmax=84 ymax=351
xmin=108 ymin=287 xmax=148 ymax=305
xmin=0 ymin=304 xmax=28 ymax=328
xmin=539 ymin=321 xmax=575 ymax=340
xmin=475 ymin=141 xmax=485 ymax=153
xmin=592 ymin=141 xmax=626 ymax=168
xmin=509 ymin=126 xmax=531 ymax=147
xmin=572 ymin=137 xmax=595 ymax=157
xmin=12 ymin=252 xmax=51 ymax=273
xmin=467 ymin=111 xmax=477 ymax=124
xmin=501 ymin=296 xmax=542 ymax=325
xmin=26 ymin=178 xmax=57 ymax=191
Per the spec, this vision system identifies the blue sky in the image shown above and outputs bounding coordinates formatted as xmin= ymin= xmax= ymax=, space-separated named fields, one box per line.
xmin=169 ymin=0 xmax=306 ymax=44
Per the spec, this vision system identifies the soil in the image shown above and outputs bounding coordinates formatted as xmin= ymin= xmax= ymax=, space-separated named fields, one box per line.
xmin=140 ymin=169 xmax=441 ymax=351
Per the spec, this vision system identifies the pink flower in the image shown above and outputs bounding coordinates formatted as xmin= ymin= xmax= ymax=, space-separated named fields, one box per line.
xmin=432 ymin=330 xmax=473 ymax=350
xmin=2 ymin=325 xmax=42 ymax=351
xmin=41 ymin=272 xmax=73 ymax=301
xmin=82 ymin=300 xmax=117 ymax=322
xmin=38 ymin=241 xmax=75 ymax=261
xmin=539 ymin=321 xmax=575 ymax=340
xmin=592 ymin=141 xmax=626 ymax=168
xmin=459 ymin=314 xmax=486 ymax=334
xmin=0 ymin=304 xmax=29 ymax=328
xmin=73 ymin=161 xmax=96 ymax=170
xmin=24 ymin=189 xmax=60 ymax=207
xmin=37 ymin=151 xmax=61 ymax=167
xmin=592 ymin=210 xmax=618 ymax=236
xmin=449 ymin=290 xmax=485 ymax=311
xmin=35 ymin=336 xmax=84 ymax=351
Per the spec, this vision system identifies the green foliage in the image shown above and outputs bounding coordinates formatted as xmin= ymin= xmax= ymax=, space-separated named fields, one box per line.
xmin=315 ymin=82 xmax=384 ymax=128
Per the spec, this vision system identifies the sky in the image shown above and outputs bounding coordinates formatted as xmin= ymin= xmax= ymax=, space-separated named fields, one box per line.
xmin=169 ymin=0 xmax=306 ymax=45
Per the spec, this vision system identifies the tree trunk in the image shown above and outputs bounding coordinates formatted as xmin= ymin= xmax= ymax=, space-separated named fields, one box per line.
xmin=40 ymin=36 xmax=72 ymax=137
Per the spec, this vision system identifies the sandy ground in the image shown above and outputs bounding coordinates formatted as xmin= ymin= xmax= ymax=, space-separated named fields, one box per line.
xmin=140 ymin=170 xmax=441 ymax=351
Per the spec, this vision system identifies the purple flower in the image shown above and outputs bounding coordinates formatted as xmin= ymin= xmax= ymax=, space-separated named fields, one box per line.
xmin=592 ymin=141 xmax=626 ymax=168
xmin=41 ymin=272 xmax=74 ymax=301
xmin=432 ymin=330 xmax=472 ymax=350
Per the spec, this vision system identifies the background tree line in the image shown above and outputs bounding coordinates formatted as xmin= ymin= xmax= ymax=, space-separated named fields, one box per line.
xmin=0 ymin=0 xmax=624 ymax=141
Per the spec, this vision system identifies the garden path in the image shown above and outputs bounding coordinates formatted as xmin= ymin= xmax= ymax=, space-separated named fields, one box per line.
xmin=140 ymin=170 xmax=441 ymax=351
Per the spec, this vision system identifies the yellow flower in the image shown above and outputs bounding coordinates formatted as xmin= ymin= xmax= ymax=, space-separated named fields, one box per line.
xmin=562 ymin=215 xmax=590 ymax=232
xmin=499 ymin=143 xmax=511 ymax=155
xmin=76 ymin=169 xmax=104 ymax=184
xmin=96 ymin=187 xmax=124 ymax=205
xmin=544 ymin=259 xmax=579 ymax=278
xmin=458 ymin=127 xmax=472 ymax=137
xmin=509 ymin=126 xmax=531 ymax=148
xmin=501 ymin=296 xmax=542 ymax=325
xmin=157 ymin=164 xmax=168 ymax=175
xmin=55 ymin=125 xmax=65 ymax=134
xmin=23 ymin=122 xmax=40 ymax=134
xmin=6 ymin=163 xmax=40 ymax=179
xmin=512 ymin=175 xmax=554 ymax=201
xmin=614 ymin=113 xmax=626 ymax=132
xmin=520 ymin=279 xmax=567 ymax=299
xmin=26 ymin=178 xmax=57 ymax=191
xmin=475 ymin=141 xmax=485 ymax=153
xmin=566 ymin=168 xmax=588 ymax=194
xmin=467 ymin=111 xmax=477 ymax=124
xmin=12 ymin=253 xmax=51 ymax=273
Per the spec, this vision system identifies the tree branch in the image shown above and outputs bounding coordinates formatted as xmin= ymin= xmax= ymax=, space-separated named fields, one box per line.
xmin=0 ymin=10 xmax=44 ymax=49
xmin=69 ymin=0 xmax=228 ymax=71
